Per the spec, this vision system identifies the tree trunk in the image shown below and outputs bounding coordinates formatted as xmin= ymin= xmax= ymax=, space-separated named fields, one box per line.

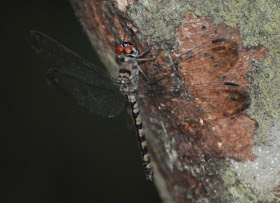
xmin=69 ymin=0 xmax=280 ymax=202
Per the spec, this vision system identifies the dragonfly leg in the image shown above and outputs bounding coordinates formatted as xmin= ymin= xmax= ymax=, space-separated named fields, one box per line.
xmin=136 ymin=47 xmax=160 ymax=81
xmin=137 ymin=48 xmax=150 ymax=58
xmin=136 ymin=47 xmax=160 ymax=62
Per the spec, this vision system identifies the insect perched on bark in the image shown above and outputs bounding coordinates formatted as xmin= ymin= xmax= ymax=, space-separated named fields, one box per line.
xmin=30 ymin=31 xmax=247 ymax=181
xmin=30 ymin=31 xmax=158 ymax=181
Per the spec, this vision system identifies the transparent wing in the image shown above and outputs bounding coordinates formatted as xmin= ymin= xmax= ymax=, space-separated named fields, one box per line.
xmin=140 ymin=79 xmax=248 ymax=115
xmin=174 ymin=38 xmax=239 ymax=84
xmin=173 ymin=38 xmax=244 ymax=117
xmin=175 ymin=39 xmax=238 ymax=68
xmin=30 ymin=31 xmax=125 ymax=117
xmin=139 ymin=39 xmax=248 ymax=120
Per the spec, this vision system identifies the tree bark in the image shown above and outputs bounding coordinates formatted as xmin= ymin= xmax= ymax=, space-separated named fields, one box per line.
xmin=69 ymin=0 xmax=280 ymax=202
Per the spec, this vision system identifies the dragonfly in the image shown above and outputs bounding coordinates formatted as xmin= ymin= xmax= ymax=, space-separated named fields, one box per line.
xmin=30 ymin=31 xmax=247 ymax=181
xmin=30 ymin=31 xmax=159 ymax=181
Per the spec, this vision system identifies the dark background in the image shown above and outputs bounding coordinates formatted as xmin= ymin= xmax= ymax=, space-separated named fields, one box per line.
xmin=2 ymin=1 xmax=160 ymax=202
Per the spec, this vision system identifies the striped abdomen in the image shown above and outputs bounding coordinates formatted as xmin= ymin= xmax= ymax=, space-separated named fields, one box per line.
xmin=127 ymin=93 xmax=153 ymax=181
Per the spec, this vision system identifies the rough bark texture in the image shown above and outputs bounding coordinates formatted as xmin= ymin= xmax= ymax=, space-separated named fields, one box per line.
xmin=69 ymin=0 xmax=280 ymax=202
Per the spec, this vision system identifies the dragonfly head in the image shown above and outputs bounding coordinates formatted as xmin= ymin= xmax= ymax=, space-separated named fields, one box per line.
xmin=116 ymin=42 xmax=138 ymax=59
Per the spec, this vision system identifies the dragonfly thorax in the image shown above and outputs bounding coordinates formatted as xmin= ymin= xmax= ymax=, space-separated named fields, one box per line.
xmin=118 ymin=64 xmax=139 ymax=94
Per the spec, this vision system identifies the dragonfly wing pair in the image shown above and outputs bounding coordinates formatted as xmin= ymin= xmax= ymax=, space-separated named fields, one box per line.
xmin=30 ymin=31 xmax=125 ymax=118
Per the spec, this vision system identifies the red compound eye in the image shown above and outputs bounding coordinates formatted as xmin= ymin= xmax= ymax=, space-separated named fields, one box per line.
xmin=116 ymin=45 xmax=123 ymax=54
xmin=123 ymin=46 xmax=133 ymax=55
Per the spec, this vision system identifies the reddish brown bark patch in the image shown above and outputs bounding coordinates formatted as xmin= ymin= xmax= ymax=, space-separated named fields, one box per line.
xmin=169 ymin=13 xmax=268 ymax=161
